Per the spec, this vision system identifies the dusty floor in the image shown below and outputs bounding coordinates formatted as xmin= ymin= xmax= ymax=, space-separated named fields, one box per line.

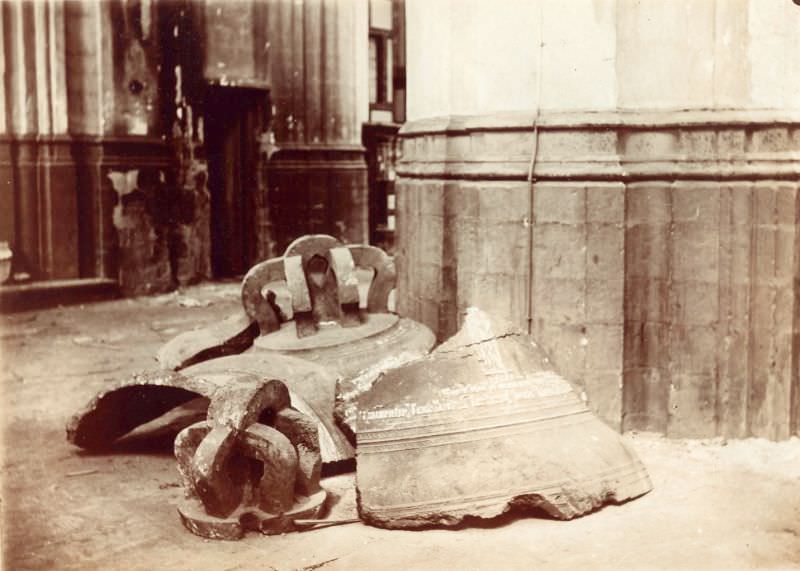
xmin=1 ymin=283 xmax=799 ymax=571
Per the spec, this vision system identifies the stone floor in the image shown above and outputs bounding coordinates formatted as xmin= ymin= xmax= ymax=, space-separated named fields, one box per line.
xmin=1 ymin=283 xmax=799 ymax=571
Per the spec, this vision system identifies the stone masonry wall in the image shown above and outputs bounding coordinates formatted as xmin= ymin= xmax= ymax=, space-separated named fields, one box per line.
xmin=395 ymin=110 xmax=800 ymax=439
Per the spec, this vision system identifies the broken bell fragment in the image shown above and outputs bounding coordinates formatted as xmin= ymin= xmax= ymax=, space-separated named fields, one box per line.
xmin=65 ymin=356 xmax=351 ymax=465
xmin=356 ymin=308 xmax=653 ymax=529
xmin=153 ymin=233 xmax=435 ymax=457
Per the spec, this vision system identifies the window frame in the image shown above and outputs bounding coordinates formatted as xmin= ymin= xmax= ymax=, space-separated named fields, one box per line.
xmin=369 ymin=28 xmax=394 ymax=112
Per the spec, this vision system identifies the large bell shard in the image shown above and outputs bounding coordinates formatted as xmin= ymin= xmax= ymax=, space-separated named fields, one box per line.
xmin=356 ymin=308 xmax=653 ymax=529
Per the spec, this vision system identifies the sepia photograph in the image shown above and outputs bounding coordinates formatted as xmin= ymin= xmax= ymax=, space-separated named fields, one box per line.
xmin=1 ymin=0 xmax=799 ymax=569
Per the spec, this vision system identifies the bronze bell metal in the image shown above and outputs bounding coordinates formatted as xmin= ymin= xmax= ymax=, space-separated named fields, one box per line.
xmin=67 ymin=235 xmax=435 ymax=467
xmin=356 ymin=308 xmax=653 ymax=529
xmin=174 ymin=376 xmax=327 ymax=540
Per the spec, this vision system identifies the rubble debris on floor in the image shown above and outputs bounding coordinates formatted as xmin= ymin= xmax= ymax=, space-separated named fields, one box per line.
xmin=356 ymin=308 xmax=653 ymax=529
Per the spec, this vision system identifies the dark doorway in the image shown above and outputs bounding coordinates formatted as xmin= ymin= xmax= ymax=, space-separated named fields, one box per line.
xmin=204 ymin=86 xmax=269 ymax=277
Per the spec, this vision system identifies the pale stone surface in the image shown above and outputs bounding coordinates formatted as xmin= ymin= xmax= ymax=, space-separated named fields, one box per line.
xmin=405 ymin=0 xmax=800 ymax=119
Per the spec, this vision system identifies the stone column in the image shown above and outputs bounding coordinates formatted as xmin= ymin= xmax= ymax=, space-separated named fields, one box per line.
xmin=64 ymin=0 xmax=115 ymax=280
xmin=398 ymin=0 xmax=624 ymax=427
xmin=64 ymin=0 xmax=176 ymax=295
xmin=398 ymin=0 xmax=800 ymax=438
xmin=265 ymin=0 xmax=369 ymax=252
xmin=612 ymin=0 xmax=800 ymax=440
xmin=1 ymin=0 xmax=78 ymax=280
